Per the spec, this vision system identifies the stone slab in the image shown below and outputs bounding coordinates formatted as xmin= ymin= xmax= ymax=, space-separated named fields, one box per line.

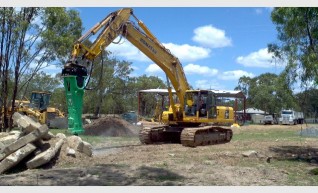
xmin=0 ymin=125 xmax=48 ymax=161
xmin=81 ymin=141 xmax=93 ymax=157
xmin=0 ymin=143 xmax=36 ymax=174
xmin=26 ymin=137 xmax=65 ymax=169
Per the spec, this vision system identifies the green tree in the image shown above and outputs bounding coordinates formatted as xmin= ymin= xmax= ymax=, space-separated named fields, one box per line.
xmin=82 ymin=51 xmax=133 ymax=115
xmin=236 ymin=73 xmax=297 ymax=114
xmin=19 ymin=71 xmax=61 ymax=98
xmin=295 ymin=88 xmax=318 ymax=118
xmin=0 ymin=7 xmax=82 ymax=130
xmin=269 ymin=8 xmax=318 ymax=86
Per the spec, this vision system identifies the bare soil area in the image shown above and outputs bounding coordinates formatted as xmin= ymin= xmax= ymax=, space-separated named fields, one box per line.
xmin=0 ymin=120 xmax=318 ymax=186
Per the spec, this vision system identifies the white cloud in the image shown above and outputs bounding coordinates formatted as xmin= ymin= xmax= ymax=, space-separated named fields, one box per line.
xmin=194 ymin=80 xmax=222 ymax=90
xmin=236 ymin=48 xmax=279 ymax=68
xmin=184 ymin=63 xmax=218 ymax=77
xmin=145 ymin=63 xmax=163 ymax=74
xmin=255 ymin=8 xmax=263 ymax=15
xmin=107 ymin=38 xmax=210 ymax=63
xmin=219 ymin=70 xmax=255 ymax=80
xmin=163 ymin=43 xmax=210 ymax=62
xmin=108 ymin=38 xmax=150 ymax=62
xmin=192 ymin=25 xmax=232 ymax=48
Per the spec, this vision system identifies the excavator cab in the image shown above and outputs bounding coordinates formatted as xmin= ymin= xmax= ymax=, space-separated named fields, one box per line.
xmin=29 ymin=91 xmax=51 ymax=112
xmin=184 ymin=90 xmax=217 ymax=119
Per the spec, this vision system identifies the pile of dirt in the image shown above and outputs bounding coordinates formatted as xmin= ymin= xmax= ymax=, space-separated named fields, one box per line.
xmin=83 ymin=116 xmax=140 ymax=137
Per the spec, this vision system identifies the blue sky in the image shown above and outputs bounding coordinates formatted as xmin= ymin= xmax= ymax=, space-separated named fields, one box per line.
xmin=46 ymin=7 xmax=283 ymax=91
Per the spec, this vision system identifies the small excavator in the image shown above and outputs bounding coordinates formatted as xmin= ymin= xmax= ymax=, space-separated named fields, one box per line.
xmin=62 ymin=8 xmax=234 ymax=147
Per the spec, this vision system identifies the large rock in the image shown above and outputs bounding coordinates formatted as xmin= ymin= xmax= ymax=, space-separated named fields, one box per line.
xmin=80 ymin=141 xmax=93 ymax=157
xmin=66 ymin=136 xmax=83 ymax=150
xmin=26 ymin=134 xmax=66 ymax=169
xmin=66 ymin=136 xmax=92 ymax=157
xmin=0 ymin=143 xmax=36 ymax=174
xmin=242 ymin=150 xmax=258 ymax=157
xmin=0 ymin=125 xmax=48 ymax=161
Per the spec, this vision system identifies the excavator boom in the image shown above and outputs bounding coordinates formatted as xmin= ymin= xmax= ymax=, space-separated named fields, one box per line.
xmin=62 ymin=8 xmax=234 ymax=146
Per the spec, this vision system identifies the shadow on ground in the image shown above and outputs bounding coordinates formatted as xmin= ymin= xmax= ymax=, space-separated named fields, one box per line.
xmin=0 ymin=164 xmax=185 ymax=186
xmin=269 ymin=145 xmax=318 ymax=164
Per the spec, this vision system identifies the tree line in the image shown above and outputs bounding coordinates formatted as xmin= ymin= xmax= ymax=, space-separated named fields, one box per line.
xmin=1 ymin=7 xmax=318 ymax=131
xmin=236 ymin=8 xmax=318 ymax=118
xmin=0 ymin=7 xmax=165 ymax=131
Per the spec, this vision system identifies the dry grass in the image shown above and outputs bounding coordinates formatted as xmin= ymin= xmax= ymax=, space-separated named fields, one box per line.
xmin=1 ymin=124 xmax=318 ymax=185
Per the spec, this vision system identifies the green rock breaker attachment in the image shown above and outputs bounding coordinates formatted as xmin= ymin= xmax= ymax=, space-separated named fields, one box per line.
xmin=63 ymin=76 xmax=86 ymax=134
xmin=62 ymin=62 xmax=88 ymax=135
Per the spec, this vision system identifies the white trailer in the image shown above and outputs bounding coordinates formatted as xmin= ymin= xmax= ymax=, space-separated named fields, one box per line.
xmin=280 ymin=109 xmax=304 ymax=125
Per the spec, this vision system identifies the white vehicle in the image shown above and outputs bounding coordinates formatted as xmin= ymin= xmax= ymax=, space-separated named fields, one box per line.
xmin=263 ymin=115 xmax=274 ymax=125
xmin=280 ymin=109 xmax=304 ymax=125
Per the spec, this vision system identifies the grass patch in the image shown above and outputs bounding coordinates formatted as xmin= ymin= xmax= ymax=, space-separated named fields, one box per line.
xmin=233 ymin=129 xmax=305 ymax=142
xmin=310 ymin=168 xmax=318 ymax=175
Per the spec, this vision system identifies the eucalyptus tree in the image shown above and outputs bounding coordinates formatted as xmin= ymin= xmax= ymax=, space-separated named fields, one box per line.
xmin=268 ymin=8 xmax=318 ymax=87
xmin=0 ymin=7 xmax=82 ymax=130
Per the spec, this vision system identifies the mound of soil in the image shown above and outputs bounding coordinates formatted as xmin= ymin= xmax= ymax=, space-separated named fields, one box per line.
xmin=83 ymin=116 xmax=140 ymax=137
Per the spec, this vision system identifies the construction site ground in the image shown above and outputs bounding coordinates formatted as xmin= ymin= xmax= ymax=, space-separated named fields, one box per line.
xmin=0 ymin=116 xmax=318 ymax=186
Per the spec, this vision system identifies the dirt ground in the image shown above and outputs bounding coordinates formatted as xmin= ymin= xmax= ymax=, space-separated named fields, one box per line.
xmin=0 ymin=119 xmax=318 ymax=186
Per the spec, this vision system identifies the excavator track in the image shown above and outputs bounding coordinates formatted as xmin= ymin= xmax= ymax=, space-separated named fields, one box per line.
xmin=139 ymin=125 xmax=232 ymax=147
xmin=139 ymin=126 xmax=173 ymax=144
xmin=180 ymin=126 xmax=232 ymax=147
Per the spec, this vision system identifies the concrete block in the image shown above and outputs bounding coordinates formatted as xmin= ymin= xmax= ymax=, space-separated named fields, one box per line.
xmin=12 ymin=112 xmax=23 ymax=122
xmin=8 ymin=131 xmax=22 ymax=137
xmin=0 ymin=125 xmax=48 ymax=161
xmin=0 ymin=132 xmax=21 ymax=146
xmin=56 ymin=133 xmax=66 ymax=139
xmin=26 ymin=137 xmax=65 ymax=169
xmin=13 ymin=112 xmax=42 ymax=134
xmin=0 ymin=132 xmax=9 ymax=139
xmin=0 ymin=143 xmax=36 ymax=174
xmin=66 ymin=136 xmax=83 ymax=151
xmin=81 ymin=141 xmax=93 ymax=157
xmin=66 ymin=147 xmax=76 ymax=157
xmin=16 ymin=117 xmax=31 ymax=130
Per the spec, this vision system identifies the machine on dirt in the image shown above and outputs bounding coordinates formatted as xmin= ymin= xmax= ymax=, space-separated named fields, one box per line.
xmin=9 ymin=91 xmax=67 ymax=128
xmin=62 ymin=8 xmax=234 ymax=147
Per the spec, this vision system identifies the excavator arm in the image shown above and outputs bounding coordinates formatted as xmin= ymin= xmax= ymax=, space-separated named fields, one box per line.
xmin=62 ymin=8 xmax=191 ymax=134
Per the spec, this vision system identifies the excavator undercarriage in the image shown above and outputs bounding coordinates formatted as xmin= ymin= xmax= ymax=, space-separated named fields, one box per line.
xmin=139 ymin=125 xmax=233 ymax=147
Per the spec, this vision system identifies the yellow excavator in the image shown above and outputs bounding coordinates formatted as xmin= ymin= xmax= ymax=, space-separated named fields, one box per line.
xmin=62 ymin=8 xmax=234 ymax=147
